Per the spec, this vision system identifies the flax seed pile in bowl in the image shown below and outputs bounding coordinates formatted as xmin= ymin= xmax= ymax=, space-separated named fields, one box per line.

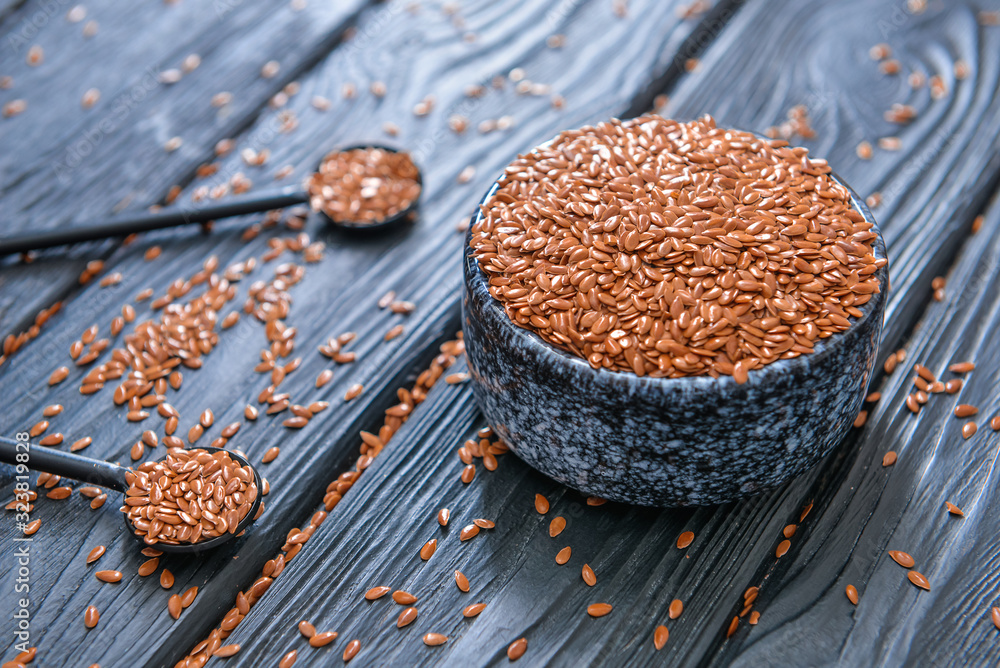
xmin=463 ymin=114 xmax=888 ymax=506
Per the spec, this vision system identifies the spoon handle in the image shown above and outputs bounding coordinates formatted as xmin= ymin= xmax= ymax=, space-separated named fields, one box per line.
xmin=0 ymin=186 xmax=308 ymax=256
xmin=0 ymin=436 xmax=129 ymax=492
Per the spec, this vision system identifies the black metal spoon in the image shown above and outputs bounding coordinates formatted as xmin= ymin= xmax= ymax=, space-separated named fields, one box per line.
xmin=0 ymin=144 xmax=421 ymax=256
xmin=0 ymin=436 xmax=262 ymax=554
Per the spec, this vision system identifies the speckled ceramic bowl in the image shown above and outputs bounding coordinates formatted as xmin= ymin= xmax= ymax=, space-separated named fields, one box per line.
xmin=462 ymin=168 xmax=888 ymax=507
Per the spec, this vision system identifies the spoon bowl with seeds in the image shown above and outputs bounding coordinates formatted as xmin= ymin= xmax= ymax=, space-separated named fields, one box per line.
xmin=463 ymin=115 xmax=888 ymax=507
xmin=0 ymin=145 xmax=422 ymax=256
xmin=0 ymin=437 xmax=262 ymax=554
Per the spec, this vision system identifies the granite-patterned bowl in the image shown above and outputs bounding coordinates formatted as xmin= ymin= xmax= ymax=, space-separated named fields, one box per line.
xmin=462 ymin=173 xmax=888 ymax=507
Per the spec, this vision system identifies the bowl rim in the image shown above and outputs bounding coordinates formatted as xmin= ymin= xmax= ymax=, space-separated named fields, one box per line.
xmin=464 ymin=131 xmax=889 ymax=393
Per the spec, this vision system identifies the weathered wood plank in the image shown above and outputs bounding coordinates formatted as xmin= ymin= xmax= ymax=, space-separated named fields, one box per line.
xmin=0 ymin=0 xmax=738 ymax=666
xmin=729 ymin=194 xmax=1000 ymax=668
xmin=0 ymin=0 xmax=371 ymax=333
xmin=219 ymin=0 xmax=1000 ymax=666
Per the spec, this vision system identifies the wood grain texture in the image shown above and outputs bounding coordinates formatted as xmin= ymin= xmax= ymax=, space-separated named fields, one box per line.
xmin=0 ymin=0 xmax=371 ymax=335
xmin=731 ymin=187 xmax=1000 ymax=666
xmin=219 ymin=0 xmax=1000 ymax=666
xmin=0 ymin=0 xmax=736 ymax=666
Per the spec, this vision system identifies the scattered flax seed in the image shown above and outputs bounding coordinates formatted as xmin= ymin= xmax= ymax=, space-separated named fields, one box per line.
xmin=445 ymin=372 xmax=469 ymax=384
xmin=549 ymin=516 xmax=566 ymax=537
xmin=907 ymin=571 xmax=930 ymax=590
xmin=397 ymin=607 xmax=418 ymax=628
xmin=587 ymin=603 xmax=613 ymax=618
xmin=27 ymin=45 xmax=44 ymax=66
xmin=954 ymin=60 xmax=970 ymax=80
xmin=962 ymin=422 xmax=977 ymax=439
xmin=344 ymin=384 xmax=364 ymax=401
xmin=455 ymin=570 xmax=470 ymax=592
xmin=2 ymin=99 xmax=27 ymax=117
xmin=930 ymin=75 xmax=947 ymax=99
xmin=955 ymin=404 xmax=978 ymax=418
xmin=853 ymin=411 xmax=868 ymax=428
xmin=364 ymin=586 xmax=390 ymax=600
xmin=879 ymin=59 xmax=901 ymax=75
xmin=676 ymin=531 xmax=694 ymax=549
xmin=298 ymin=621 xmax=315 ymax=638
xmin=972 ymin=215 xmax=985 ymax=234
xmin=534 ymin=494 xmax=549 ymax=514
xmin=889 ymin=551 xmax=915 ymax=568
xmin=309 ymin=631 xmax=338 ymax=648
xmin=856 ymin=141 xmax=873 ymax=160
xmin=878 ymin=137 xmax=901 ymax=151
xmin=47 ymin=486 xmax=71 ymax=499
xmin=342 ymin=640 xmax=361 ymax=662
xmin=82 ymin=88 xmax=101 ymax=109
xmin=423 ymin=633 xmax=448 ymax=646
xmin=882 ymin=451 xmax=897 ymax=467
xmin=181 ymin=586 xmax=199 ymax=608
xmin=884 ymin=104 xmax=916 ymax=124
xmin=654 ymin=625 xmax=669 ymax=650
xmin=945 ymin=502 xmax=964 ymax=517
xmin=49 ymin=366 xmax=70 ymax=385
xmin=949 ymin=361 xmax=975 ymax=373
xmin=668 ymin=598 xmax=684 ymax=619
xmin=457 ymin=165 xmax=476 ymax=183
xmin=23 ymin=519 xmax=41 ymax=535
xmin=845 ymin=585 xmax=859 ymax=605
xmin=869 ymin=43 xmax=891 ymax=60
xmin=783 ymin=524 xmax=797 ymax=538
xmin=138 ymin=557 xmax=159 ymax=577
xmin=420 ymin=539 xmax=437 ymax=560
xmin=460 ymin=524 xmax=480 ymax=541
xmin=461 ymin=603 xmax=487 ymax=619
xmin=582 ymin=564 xmax=597 ymax=587
xmin=437 ymin=508 xmax=450 ymax=526
xmin=214 ymin=645 xmax=241 ymax=658
xmin=749 ymin=611 xmax=761 ymax=625
xmin=385 ymin=324 xmax=405 ymax=341
xmin=945 ymin=379 xmax=963 ymax=394
xmin=392 ymin=590 xmax=417 ymax=605
xmin=86 ymin=546 xmax=105 ymax=564
xmin=261 ymin=61 xmax=280 ymax=78
xmin=507 ymin=637 xmax=528 ymax=660
xmin=586 ymin=496 xmax=607 ymax=506
xmin=461 ymin=465 xmax=476 ymax=484
xmin=161 ymin=570 xmax=174 ymax=589
xmin=473 ymin=519 xmax=495 ymax=529
xmin=727 ymin=616 xmax=739 ymax=637
xmin=555 ymin=546 xmax=572 ymax=564
xmin=775 ymin=540 xmax=791 ymax=558
xmin=95 ymin=570 xmax=122 ymax=583
xmin=992 ymin=607 xmax=1000 ymax=631
xmin=85 ymin=605 xmax=100 ymax=629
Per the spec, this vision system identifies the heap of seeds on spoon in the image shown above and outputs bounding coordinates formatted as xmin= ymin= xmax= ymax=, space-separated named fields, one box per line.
xmin=123 ymin=448 xmax=258 ymax=546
